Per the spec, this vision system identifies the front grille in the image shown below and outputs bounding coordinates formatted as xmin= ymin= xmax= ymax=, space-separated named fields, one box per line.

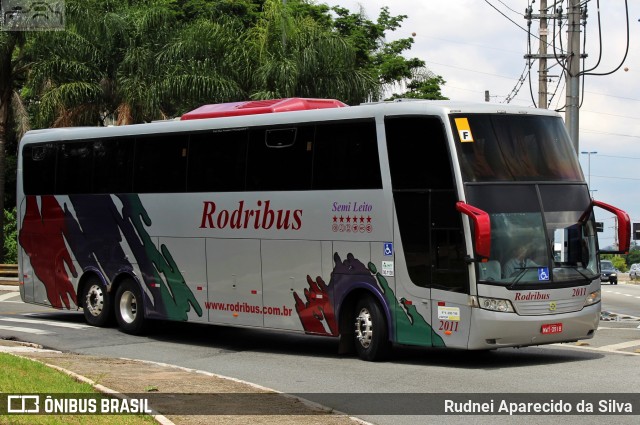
xmin=515 ymin=297 xmax=584 ymax=315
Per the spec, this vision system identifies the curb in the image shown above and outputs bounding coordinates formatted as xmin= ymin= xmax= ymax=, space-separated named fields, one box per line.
xmin=0 ymin=342 xmax=372 ymax=425
xmin=120 ymin=357 xmax=374 ymax=425
xmin=0 ymin=342 xmax=175 ymax=425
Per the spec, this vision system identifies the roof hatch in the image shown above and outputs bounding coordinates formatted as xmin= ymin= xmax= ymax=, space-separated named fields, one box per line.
xmin=180 ymin=98 xmax=347 ymax=120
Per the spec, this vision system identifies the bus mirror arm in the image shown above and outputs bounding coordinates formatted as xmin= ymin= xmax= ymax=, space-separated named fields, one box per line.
xmin=456 ymin=201 xmax=491 ymax=261
xmin=592 ymin=200 xmax=631 ymax=255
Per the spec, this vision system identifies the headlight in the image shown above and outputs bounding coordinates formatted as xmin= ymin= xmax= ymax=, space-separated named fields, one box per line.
xmin=584 ymin=289 xmax=601 ymax=306
xmin=477 ymin=296 xmax=515 ymax=313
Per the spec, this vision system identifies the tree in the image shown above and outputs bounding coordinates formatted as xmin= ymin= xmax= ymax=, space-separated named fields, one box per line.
xmin=27 ymin=0 xmax=128 ymax=127
xmin=245 ymin=0 xmax=377 ymax=104
xmin=0 ymin=30 xmax=29 ymax=261
xmin=387 ymin=74 xmax=449 ymax=101
xmin=330 ymin=5 xmax=439 ymax=100
xmin=28 ymin=1 xmax=253 ymax=125
xmin=625 ymin=245 xmax=640 ymax=267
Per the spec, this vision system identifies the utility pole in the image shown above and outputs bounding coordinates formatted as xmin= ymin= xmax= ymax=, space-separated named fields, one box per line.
xmin=538 ymin=0 xmax=548 ymax=109
xmin=524 ymin=2 xmax=555 ymax=109
xmin=525 ymin=0 xmax=585 ymax=151
xmin=565 ymin=0 xmax=581 ymax=152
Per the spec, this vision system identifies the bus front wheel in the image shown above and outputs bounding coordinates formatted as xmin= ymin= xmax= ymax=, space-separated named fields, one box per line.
xmin=115 ymin=280 xmax=147 ymax=335
xmin=353 ymin=295 xmax=390 ymax=361
xmin=82 ymin=277 xmax=112 ymax=327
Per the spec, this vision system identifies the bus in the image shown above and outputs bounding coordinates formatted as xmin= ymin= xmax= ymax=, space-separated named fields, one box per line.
xmin=16 ymin=98 xmax=630 ymax=361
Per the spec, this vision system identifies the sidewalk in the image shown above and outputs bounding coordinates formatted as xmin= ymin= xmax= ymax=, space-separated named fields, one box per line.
xmin=0 ymin=282 xmax=362 ymax=425
xmin=0 ymin=340 xmax=364 ymax=425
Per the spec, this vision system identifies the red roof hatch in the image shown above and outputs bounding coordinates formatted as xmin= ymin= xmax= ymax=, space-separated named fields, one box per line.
xmin=181 ymin=98 xmax=347 ymax=120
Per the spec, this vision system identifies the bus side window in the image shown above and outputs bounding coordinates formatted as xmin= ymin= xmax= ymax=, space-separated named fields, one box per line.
xmin=134 ymin=134 xmax=189 ymax=193
xmin=312 ymin=119 xmax=381 ymax=190
xmin=23 ymin=143 xmax=56 ymax=195
xmin=92 ymin=138 xmax=135 ymax=194
xmin=246 ymin=125 xmax=313 ymax=191
xmin=187 ymin=129 xmax=248 ymax=192
xmin=57 ymin=141 xmax=93 ymax=194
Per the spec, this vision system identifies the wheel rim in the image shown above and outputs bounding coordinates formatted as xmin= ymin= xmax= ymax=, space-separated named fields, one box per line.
xmin=355 ymin=307 xmax=373 ymax=348
xmin=119 ymin=290 xmax=138 ymax=324
xmin=85 ymin=284 xmax=104 ymax=317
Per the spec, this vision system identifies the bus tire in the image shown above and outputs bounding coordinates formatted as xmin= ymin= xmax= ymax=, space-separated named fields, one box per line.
xmin=81 ymin=277 xmax=113 ymax=327
xmin=353 ymin=295 xmax=390 ymax=361
xmin=115 ymin=279 xmax=147 ymax=335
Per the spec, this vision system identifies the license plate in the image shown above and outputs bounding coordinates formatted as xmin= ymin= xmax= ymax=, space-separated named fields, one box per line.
xmin=541 ymin=323 xmax=563 ymax=334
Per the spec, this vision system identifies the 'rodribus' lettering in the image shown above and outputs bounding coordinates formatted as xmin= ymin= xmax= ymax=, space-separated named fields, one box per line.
xmin=200 ymin=200 xmax=302 ymax=230
xmin=514 ymin=292 xmax=550 ymax=301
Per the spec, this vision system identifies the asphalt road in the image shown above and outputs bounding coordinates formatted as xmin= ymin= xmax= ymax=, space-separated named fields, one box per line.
xmin=1 ymin=283 xmax=639 ymax=425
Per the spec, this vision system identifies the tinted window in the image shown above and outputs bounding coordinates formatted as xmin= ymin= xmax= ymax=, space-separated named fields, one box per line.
xmin=246 ymin=126 xmax=313 ymax=191
xmin=23 ymin=143 xmax=56 ymax=195
xmin=313 ymin=119 xmax=381 ymax=190
xmin=56 ymin=141 xmax=93 ymax=194
xmin=385 ymin=116 xmax=453 ymax=190
xmin=188 ymin=129 xmax=247 ymax=192
xmin=385 ymin=116 xmax=467 ymax=292
xmin=134 ymin=134 xmax=189 ymax=193
xmin=452 ymin=114 xmax=583 ymax=182
xmin=92 ymin=138 xmax=135 ymax=193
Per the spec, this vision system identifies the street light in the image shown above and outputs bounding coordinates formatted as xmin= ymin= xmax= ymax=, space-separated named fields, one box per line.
xmin=580 ymin=151 xmax=597 ymax=195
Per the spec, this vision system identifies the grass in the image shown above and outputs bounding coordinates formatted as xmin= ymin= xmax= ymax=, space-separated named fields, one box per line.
xmin=0 ymin=353 xmax=157 ymax=424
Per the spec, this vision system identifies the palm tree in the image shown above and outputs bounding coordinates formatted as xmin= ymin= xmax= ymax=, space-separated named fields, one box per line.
xmin=27 ymin=0 xmax=128 ymax=127
xmin=28 ymin=1 xmax=251 ymax=125
xmin=154 ymin=18 xmax=248 ymax=116
xmin=0 ymin=30 xmax=29 ymax=260
xmin=246 ymin=0 xmax=378 ymax=104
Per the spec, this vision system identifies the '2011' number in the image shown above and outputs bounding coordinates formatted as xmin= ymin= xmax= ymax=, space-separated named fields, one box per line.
xmin=439 ymin=321 xmax=459 ymax=332
xmin=572 ymin=288 xmax=587 ymax=297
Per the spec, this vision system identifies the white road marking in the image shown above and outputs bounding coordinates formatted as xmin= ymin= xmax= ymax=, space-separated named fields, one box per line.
xmin=596 ymin=339 xmax=640 ymax=352
xmin=0 ymin=292 xmax=19 ymax=302
xmin=0 ymin=317 xmax=91 ymax=330
xmin=0 ymin=324 xmax=53 ymax=335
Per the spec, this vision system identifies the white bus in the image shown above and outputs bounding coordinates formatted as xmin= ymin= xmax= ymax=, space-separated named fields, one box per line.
xmin=16 ymin=98 xmax=630 ymax=361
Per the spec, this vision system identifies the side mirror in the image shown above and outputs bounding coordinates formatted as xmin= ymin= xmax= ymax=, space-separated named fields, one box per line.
xmin=456 ymin=201 xmax=491 ymax=260
xmin=593 ymin=200 xmax=630 ymax=254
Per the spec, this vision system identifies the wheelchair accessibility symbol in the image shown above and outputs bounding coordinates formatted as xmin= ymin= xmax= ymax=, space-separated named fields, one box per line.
xmin=383 ymin=242 xmax=393 ymax=256
xmin=538 ymin=267 xmax=550 ymax=281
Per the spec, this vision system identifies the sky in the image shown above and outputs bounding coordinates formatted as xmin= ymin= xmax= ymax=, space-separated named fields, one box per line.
xmin=322 ymin=0 xmax=640 ymax=250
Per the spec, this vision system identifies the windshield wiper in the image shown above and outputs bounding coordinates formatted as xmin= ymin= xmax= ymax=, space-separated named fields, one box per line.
xmin=554 ymin=265 xmax=599 ymax=282
xmin=507 ymin=266 xmax=542 ymax=289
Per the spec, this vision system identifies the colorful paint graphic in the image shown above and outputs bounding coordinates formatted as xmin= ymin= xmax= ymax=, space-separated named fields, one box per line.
xmin=19 ymin=196 xmax=77 ymax=309
xmin=293 ymin=275 xmax=337 ymax=335
xmin=368 ymin=262 xmax=445 ymax=348
xmin=19 ymin=195 xmax=202 ymax=320
xmin=293 ymin=252 xmax=445 ymax=347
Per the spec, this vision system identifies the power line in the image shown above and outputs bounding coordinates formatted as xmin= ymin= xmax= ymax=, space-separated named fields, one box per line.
xmin=496 ymin=0 xmax=524 ymax=16
xmin=596 ymin=154 xmax=640 ymax=160
xmin=484 ymin=0 xmax=531 ymax=33
xmin=423 ymin=60 xmax=516 ymax=80
xmin=581 ymin=129 xmax=640 ymax=139
xmin=591 ymin=174 xmax=640 ymax=182
xmin=581 ymin=110 xmax=640 ymax=121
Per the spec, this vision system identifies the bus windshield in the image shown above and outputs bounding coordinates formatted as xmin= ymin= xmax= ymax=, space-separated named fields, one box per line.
xmin=451 ymin=114 xmax=584 ymax=182
xmin=467 ymin=184 xmax=598 ymax=286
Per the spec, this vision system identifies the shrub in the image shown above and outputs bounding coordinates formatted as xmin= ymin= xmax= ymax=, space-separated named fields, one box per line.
xmin=4 ymin=208 xmax=17 ymax=264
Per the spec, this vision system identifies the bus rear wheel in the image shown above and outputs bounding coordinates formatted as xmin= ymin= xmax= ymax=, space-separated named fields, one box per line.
xmin=82 ymin=277 xmax=112 ymax=327
xmin=115 ymin=279 xmax=147 ymax=335
xmin=353 ymin=295 xmax=390 ymax=361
